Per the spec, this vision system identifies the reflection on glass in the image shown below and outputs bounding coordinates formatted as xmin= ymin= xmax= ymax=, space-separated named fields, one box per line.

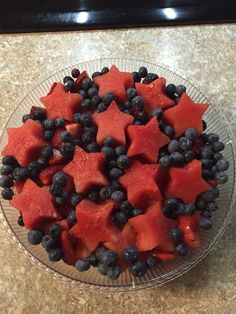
xmin=76 ymin=12 xmax=89 ymax=24
xmin=163 ymin=8 xmax=178 ymax=20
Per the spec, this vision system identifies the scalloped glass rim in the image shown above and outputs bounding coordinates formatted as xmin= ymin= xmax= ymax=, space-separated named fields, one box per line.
xmin=0 ymin=58 xmax=236 ymax=292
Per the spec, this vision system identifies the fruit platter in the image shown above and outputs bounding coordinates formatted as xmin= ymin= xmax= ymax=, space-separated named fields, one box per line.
xmin=0 ymin=58 xmax=235 ymax=291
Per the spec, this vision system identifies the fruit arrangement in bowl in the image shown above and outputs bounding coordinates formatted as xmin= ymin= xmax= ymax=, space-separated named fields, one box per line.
xmin=0 ymin=59 xmax=235 ymax=290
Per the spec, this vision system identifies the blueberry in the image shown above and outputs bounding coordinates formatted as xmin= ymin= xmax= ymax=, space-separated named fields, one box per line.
xmin=126 ymin=88 xmax=137 ymax=101
xmin=80 ymin=114 xmax=92 ymax=127
xmin=99 ymin=186 xmax=112 ymax=200
xmin=164 ymin=198 xmax=179 ymax=211
xmin=184 ymin=204 xmax=196 ymax=215
xmin=67 ymin=210 xmax=77 ymax=226
xmin=89 ymin=253 xmax=99 ymax=267
xmin=212 ymin=142 xmax=225 ymax=152
xmin=159 ymin=155 xmax=172 ymax=168
xmin=43 ymin=130 xmax=54 ymax=141
xmin=131 ymin=96 xmax=144 ymax=111
xmin=52 ymin=172 xmax=67 ymax=186
xmin=135 ymin=111 xmax=149 ymax=124
xmin=201 ymin=158 xmax=213 ymax=170
xmin=59 ymin=131 xmax=72 ymax=143
xmin=91 ymin=95 xmax=101 ymax=106
xmin=158 ymin=120 xmax=166 ymax=131
xmin=101 ymin=146 xmax=115 ymax=159
xmin=108 ymin=160 xmax=118 ymax=169
xmin=131 ymin=260 xmax=147 ymax=277
xmin=165 ymin=84 xmax=176 ymax=98
xmin=201 ymin=190 xmax=217 ymax=202
xmin=64 ymin=80 xmax=74 ymax=92
xmin=79 ymin=90 xmax=88 ymax=98
xmin=88 ymin=190 xmax=99 ymax=202
xmin=110 ymin=180 xmax=122 ymax=192
xmin=84 ymin=125 xmax=97 ymax=135
xmin=106 ymin=265 xmax=121 ymax=280
xmin=73 ymin=138 xmax=83 ymax=147
xmin=42 ymin=119 xmax=55 ymax=130
xmin=70 ymin=192 xmax=83 ymax=206
xmin=151 ymin=108 xmax=163 ymax=120
xmin=103 ymin=136 xmax=115 ymax=147
xmin=81 ymin=99 xmax=91 ymax=111
xmin=184 ymin=150 xmax=195 ymax=162
xmin=86 ymin=142 xmax=100 ymax=153
xmin=120 ymin=200 xmax=133 ymax=215
xmin=37 ymin=157 xmax=48 ymax=168
xmin=81 ymin=78 xmax=93 ymax=91
xmin=184 ymin=128 xmax=197 ymax=141
xmin=17 ymin=214 xmax=24 ymax=226
xmin=49 ymin=183 xmax=63 ymax=197
xmin=202 ymin=169 xmax=212 ymax=180
xmin=212 ymin=187 xmax=220 ymax=198
xmin=168 ymin=140 xmax=180 ymax=154
xmin=28 ymin=229 xmax=44 ymax=245
xmin=81 ymin=132 xmax=94 ymax=145
xmin=75 ymin=258 xmax=91 ymax=271
xmin=41 ymin=145 xmax=54 ymax=159
xmin=117 ymin=155 xmax=130 ymax=170
xmin=176 ymin=84 xmax=186 ymax=96
xmin=131 ymin=208 xmax=143 ymax=217
xmin=103 ymin=93 xmax=115 ymax=106
xmin=2 ymin=156 xmax=16 ymax=166
xmin=123 ymin=101 xmax=132 ymax=110
xmin=1 ymin=187 xmax=14 ymax=200
xmin=41 ymin=234 xmax=57 ymax=252
xmin=145 ymin=73 xmax=158 ymax=83
xmin=115 ymin=146 xmax=127 ymax=157
xmin=33 ymin=108 xmax=46 ymax=121
xmin=207 ymin=133 xmax=219 ymax=144
xmin=60 ymin=142 xmax=74 ymax=157
xmin=123 ymin=245 xmax=138 ymax=263
xmin=212 ymin=152 xmax=223 ymax=163
xmin=179 ymin=137 xmax=193 ymax=151
xmin=71 ymin=68 xmax=80 ymax=78
xmin=96 ymin=246 xmax=108 ymax=261
xmin=111 ymin=191 xmax=125 ymax=203
xmin=211 ymin=165 xmax=218 ymax=177
xmin=92 ymin=71 xmax=101 ymax=79
xmin=22 ymin=114 xmax=33 ymax=123
xmin=138 ymin=67 xmax=147 ymax=78
xmin=73 ymin=113 xmax=81 ymax=123
xmin=49 ymin=223 xmax=61 ymax=238
xmin=101 ymin=67 xmax=109 ymax=74
xmin=164 ymin=125 xmax=175 ymax=138
xmin=27 ymin=162 xmax=41 ymax=178
xmin=100 ymin=250 xmax=119 ymax=267
xmin=175 ymin=243 xmax=188 ymax=256
xmin=170 ymin=152 xmax=185 ymax=166
xmin=206 ymin=201 xmax=218 ymax=212
xmin=200 ymin=217 xmax=212 ymax=230
xmin=97 ymin=102 xmax=107 ymax=112
xmin=63 ymin=76 xmax=73 ymax=84
xmin=146 ymin=256 xmax=158 ymax=269
xmin=134 ymin=120 xmax=143 ymax=125
xmin=200 ymin=133 xmax=209 ymax=143
xmin=216 ymin=159 xmax=229 ymax=171
xmin=55 ymin=191 xmax=69 ymax=205
xmin=12 ymin=167 xmax=29 ymax=182
xmin=48 ymin=248 xmax=63 ymax=262
xmin=170 ymin=227 xmax=182 ymax=243
xmin=109 ymin=168 xmax=124 ymax=180
xmin=201 ymin=210 xmax=212 ymax=219
xmin=98 ymin=263 xmax=107 ymax=275
xmin=215 ymin=171 xmax=228 ymax=184
xmin=1 ymin=164 xmax=13 ymax=175
xmin=195 ymin=196 xmax=206 ymax=210
xmin=201 ymin=146 xmax=214 ymax=159
xmin=114 ymin=211 xmax=127 ymax=227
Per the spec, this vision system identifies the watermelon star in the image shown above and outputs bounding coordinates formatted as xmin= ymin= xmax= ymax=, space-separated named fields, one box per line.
xmin=165 ymin=159 xmax=212 ymax=203
xmin=178 ymin=213 xmax=200 ymax=248
xmin=119 ymin=159 xmax=163 ymax=208
xmin=163 ymin=93 xmax=209 ymax=138
xmin=2 ymin=119 xmax=46 ymax=167
xmin=94 ymin=65 xmax=133 ymax=102
xmin=127 ymin=117 xmax=170 ymax=163
xmin=63 ymin=147 xmax=108 ymax=193
xmin=10 ymin=179 xmax=60 ymax=229
xmin=93 ymin=101 xmax=134 ymax=146
xmin=136 ymin=77 xmax=175 ymax=113
xmin=129 ymin=202 xmax=177 ymax=251
xmin=69 ymin=200 xmax=119 ymax=251
xmin=40 ymin=82 xmax=82 ymax=121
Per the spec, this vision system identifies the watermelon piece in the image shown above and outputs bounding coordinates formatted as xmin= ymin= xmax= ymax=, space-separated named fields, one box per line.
xmin=54 ymin=219 xmax=69 ymax=231
xmin=63 ymin=147 xmax=108 ymax=194
xmin=69 ymin=200 xmax=119 ymax=251
xmin=63 ymin=175 xmax=75 ymax=193
xmin=163 ymin=93 xmax=209 ymax=138
xmin=60 ymin=230 xmax=76 ymax=265
xmin=30 ymin=106 xmax=46 ymax=117
xmin=40 ymin=82 xmax=82 ymax=121
xmin=2 ymin=119 xmax=46 ymax=167
xmin=94 ymin=65 xmax=133 ymax=102
xmin=178 ymin=214 xmax=200 ymax=248
xmin=135 ymin=77 xmax=175 ymax=112
xmin=129 ymin=202 xmax=176 ymax=252
xmin=74 ymin=71 xmax=89 ymax=90
xmin=119 ymin=159 xmax=163 ymax=208
xmin=39 ymin=165 xmax=64 ymax=185
xmin=208 ymin=179 xmax=218 ymax=188
xmin=74 ymin=239 xmax=91 ymax=260
xmin=127 ymin=117 xmax=170 ymax=163
xmin=65 ymin=123 xmax=82 ymax=139
xmin=152 ymin=250 xmax=176 ymax=261
xmin=14 ymin=181 xmax=25 ymax=194
xmin=165 ymin=159 xmax=212 ymax=204
xmin=10 ymin=179 xmax=60 ymax=229
xmin=48 ymin=149 xmax=66 ymax=165
xmin=193 ymin=138 xmax=204 ymax=155
xmin=51 ymin=128 xmax=64 ymax=149
xmin=93 ymin=101 xmax=133 ymax=146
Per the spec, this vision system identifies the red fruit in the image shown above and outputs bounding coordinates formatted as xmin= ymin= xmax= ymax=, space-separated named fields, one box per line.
xmin=208 ymin=179 xmax=218 ymax=188
xmin=39 ymin=165 xmax=64 ymax=185
xmin=48 ymin=149 xmax=66 ymax=166
xmin=14 ymin=181 xmax=25 ymax=194
xmin=65 ymin=123 xmax=82 ymax=139
xmin=74 ymin=71 xmax=89 ymax=90
xmin=51 ymin=128 xmax=64 ymax=149
xmin=30 ymin=106 xmax=46 ymax=116
xmin=63 ymin=147 xmax=108 ymax=194
xmin=193 ymin=138 xmax=204 ymax=155
xmin=94 ymin=65 xmax=133 ymax=102
xmin=127 ymin=117 xmax=170 ymax=163
xmin=10 ymin=179 xmax=60 ymax=229
xmin=165 ymin=159 xmax=212 ymax=204
xmin=60 ymin=230 xmax=76 ymax=265
xmin=178 ymin=214 xmax=200 ymax=248
xmin=129 ymin=202 xmax=176 ymax=252
xmin=135 ymin=77 xmax=175 ymax=113
xmin=54 ymin=219 xmax=69 ymax=230
xmin=119 ymin=159 xmax=163 ymax=208
xmin=74 ymin=239 xmax=91 ymax=260
xmin=152 ymin=250 xmax=176 ymax=261
xmin=40 ymin=82 xmax=82 ymax=121
xmin=2 ymin=119 xmax=46 ymax=167
xmin=63 ymin=175 xmax=75 ymax=193
xmin=164 ymin=93 xmax=209 ymax=138
xmin=93 ymin=101 xmax=133 ymax=146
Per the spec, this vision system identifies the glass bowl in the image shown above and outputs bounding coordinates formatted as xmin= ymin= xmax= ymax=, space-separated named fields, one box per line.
xmin=0 ymin=58 xmax=235 ymax=292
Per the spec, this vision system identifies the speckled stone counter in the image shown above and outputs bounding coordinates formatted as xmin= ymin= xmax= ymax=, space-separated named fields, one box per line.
xmin=0 ymin=24 xmax=236 ymax=314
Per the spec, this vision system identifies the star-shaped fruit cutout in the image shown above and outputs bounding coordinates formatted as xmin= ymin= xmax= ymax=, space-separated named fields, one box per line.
xmin=178 ymin=214 xmax=200 ymax=248
xmin=136 ymin=77 xmax=175 ymax=113
xmin=63 ymin=147 xmax=108 ymax=193
xmin=94 ymin=65 xmax=133 ymax=102
xmin=69 ymin=200 xmax=119 ymax=251
xmin=163 ymin=93 xmax=209 ymax=138
xmin=129 ymin=202 xmax=177 ymax=251
xmin=165 ymin=159 xmax=212 ymax=203
xmin=40 ymin=82 xmax=82 ymax=121
xmin=93 ymin=101 xmax=133 ymax=145
xmin=2 ymin=119 xmax=46 ymax=167
xmin=10 ymin=179 xmax=60 ymax=229
xmin=119 ymin=159 xmax=163 ymax=208
xmin=127 ymin=117 xmax=170 ymax=163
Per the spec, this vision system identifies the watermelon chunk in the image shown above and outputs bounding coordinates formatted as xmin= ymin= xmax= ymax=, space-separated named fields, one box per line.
xmin=60 ymin=230 xmax=76 ymax=265
xmin=2 ymin=119 xmax=46 ymax=167
xmin=93 ymin=101 xmax=133 ymax=146
xmin=135 ymin=77 xmax=175 ymax=112
xmin=51 ymin=128 xmax=64 ymax=149
xmin=48 ymin=149 xmax=66 ymax=165
xmin=39 ymin=164 xmax=64 ymax=185
xmin=74 ymin=71 xmax=89 ymax=90
xmin=119 ymin=159 xmax=163 ymax=208
xmin=129 ymin=202 xmax=176 ymax=252
xmin=74 ymin=239 xmax=91 ymax=260
xmin=94 ymin=65 xmax=133 ymax=102
xmin=163 ymin=93 xmax=209 ymax=138
xmin=40 ymin=82 xmax=82 ymax=121
xmin=165 ymin=159 xmax=212 ymax=204
xmin=178 ymin=214 xmax=200 ymax=248
xmin=10 ymin=179 xmax=60 ymax=229
xmin=14 ymin=181 xmax=25 ymax=194
xmin=127 ymin=117 xmax=170 ymax=163
xmin=152 ymin=249 xmax=176 ymax=261
xmin=65 ymin=123 xmax=82 ymax=139
xmin=63 ymin=147 xmax=108 ymax=194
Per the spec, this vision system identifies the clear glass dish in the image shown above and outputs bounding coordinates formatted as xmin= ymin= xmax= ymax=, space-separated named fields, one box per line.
xmin=0 ymin=58 xmax=235 ymax=292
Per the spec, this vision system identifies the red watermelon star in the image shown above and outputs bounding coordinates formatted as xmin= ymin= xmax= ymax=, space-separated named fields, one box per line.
xmin=135 ymin=77 xmax=175 ymax=113
xmin=129 ymin=202 xmax=176 ymax=251
xmin=165 ymin=159 xmax=212 ymax=203
xmin=40 ymin=82 xmax=82 ymax=121
xmin=119 ymin=159 xmax=163 ymax=208
xmin=2 ymin=119 xmax=46 ymax=167
xmin=69 ymin=200 xmax=119 ymax=251
xmin=93 ymin=101 xmax=133 ymax=145
xmin=10 ymin=179 xmax=60 ymax=229
xmin=163 ymin=93 xmax=209 ymax=138
xmin=63 ymin=147 xmax=108 ymax=193
xmin=94 ymin=65 xmax=133 ymax=102
xmin=127 ymin=117 xmax=170 ymax=163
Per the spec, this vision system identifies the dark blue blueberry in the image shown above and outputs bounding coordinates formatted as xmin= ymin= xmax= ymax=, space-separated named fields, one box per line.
xmin=162 ymin=207 xmax=172 ymax=217
xmin=88 ymin=190 xmax=99 ymax=202
xmin=41 ymin=234 xmax=57 ymax=252
xmin=109 ymin=168 xmax=124 ymax=180
xmin=104 ymin=136 xmax=115 ymax=147
xmin=201 ymin=158 xmax=213 ymax=169
xmin=81 ymin=99 xmax=91 ymax=111
xmin=75 ymin=258 xmax=91 ymax=271
xmin=106 ymin=265 xmax=121 ymax=280
xmin=73 ymin=113 xmax=81 ymax=123
xmin=71 ymin=68 xmax=80 ymax=78
xmin=41 ymin=145 xmax=54 ymax=159
xmin=114 ymin=211 xmax=127 ymax=227
xmin=201 ymin=146 xmax=214 ymax=159
xmin=211 ymin=165 xmax=218 ymax=177
xmin=103 ymin=93 xmax=115 ymax=106
xmin=96 ymin=246 xmax=108 ymax=261
xmin=107 ymin=160 xmax=117 ymax=169
xmin=206 ymin=201 xmax=218 ymax=212
xmin=92 ymin=71 xmax=101 ymax=79
xmin=86 ymin=142 xmax=100 ymax=153
xmin=131 ymin=96 xmax=144 ymax=111
xmin=164 ymin=125 xmax=175 ymax=138
xmin=130 ymin=260 xmax=147 ymax=277
xmin=80 ymin=114 xmax=92 ymax=127
xmin=131 ymin=208 xmax=143 ymax=217
xmin=184 ymin=150 xmax=195 ymax=162
xmin=168 ymin=140 xmax=180 ymax=154
xmin=170 ymin=227 xmax=183 ymax=243
xmin=134 ymin=120 xmax=143 ymax=125
xmin=184 ymin=204 xmax=196 ymax=215
xmin=146 ymin=256 xmax=158 ymax=269
xmin=124 ymin=101 xmax=132 ymax=110
xmin=184 ymin=128 xmax=197 ymax=141
xmin=28 ymin=162 xmax=42 ymax=177
xmin=60 ymin=131 xmax=72 ymax=143
xmin=120 ymin=200 xmax=133 ymax=215
xmin=200 ymin=133 xmax=209 ymax=143
xmin=22 ymin=114 xmax=33 ymax=123
xmin=165 ymin=84 xmax=176 ymax=98
xmin=111 ymin=191 xmax=125 ymax=203
xmin=179 ymin=137 xmax=193 ymax=151
xmin=55 ymin=191 xmax=69 ymax=205
xmin=215 ymin=171 xmax=228 ymax=184
xmin=132 ymin=71 xmax=141 ymax=83
xmin=201 ymin=210 xmax=212 ymax=219
xmin=84 ymin=125 xmax=97 ymax=135
xmin=201 ymin=190 xmax=217 ymax=202
xmin=91 ymin=95 xmax=101 ymax=106
xmin=33 ymin=108 xmax=46 ymax=121
xmin=63 ymin=76 xmax=73 ymax=84
xmin=98 ymin=263 xmax=107 ymax=275
xmin=100 ymin=250 xmax=119 ymax=267
xmin=123 ymin=245 xmax=138 ymax=263
xmin=49 ymin=223 xmax=61 ymax=238
xmin=145 ymin=73 xmax=158 ymax=83
xmin=115 ymin=146 xmax=127 ymax=157
xmin=17 ymin=214 xmax=24 ymax=227
xmin=177 ymin=202 xmax=186 ymax=215
xmin=151 ymin=108 xmax=163 ymax=120
xmin=88 ymin=86 xmax=98 ymax=98
xmin=117 ymin=155 xmax=130 ymax=170
xmin=43 ymin=130 xmax=54 ymax=141
xmin=28 ymin=229 xmax=44 ymax=245
xmin=202 ymin=169 xmax=212 ymax=180
xmin=43 ymin=119 xmax=55 ymax=130
xmin=2 ymin=156 xmax=16 ymax=166
xmin=212 ymin=142 xmax=225 ymax=152
xmin=60 ymin=142 xmax=74 ymax=157
xmin=49 ymin=183 xmax=63 ymax=197
xmin=158 ymin=120 xmax=166 ymax=132
xmin=37 ymin=157 xmax=48 ymax=168
xmin=52 ymin=171 xmax=67 ymax=186
xmin=175 ymin=243 xmax=188 ymax=256
xmin=159 ymin=155 xmax=172 ymax=168
xmin=101 ymin=146 xmax=115 ymax=159
xmin=48 ymin=248 xmax=63 ymax=262
xmin=170 ymin=152 xmax=185 ymax=166
xmin=67 ymin=210 xmax=77 ymax=226
xmin=12 ymin=167 xmax=29 ymax=182
xmin=195 ymin=196 xmax=206 ymax=210
xmin=159 ymin=150 xmax=168 ymax=158
xmin=81 ymin=78 xmax=93 ymax=91
xmin=110 ymin=180 xmax=122 ymax=192
xmin=79 ymin=90 xmax=87 ymax=98
xmin=164 ymin=198 xmax=179 ymax=211
xmin=200 ymin=217 xmax=212 ymax=230
xmin=207 ymin=133 xmax=220 ymax=144
xmin=126 ymin=88 xmax=137 ymax=101
xmin=138 ymin=66 xmax=148 ymax=78
xmin=1 ymin=164 xmax=13 ymax=175
xmin=1 ymin=187 xmax=14 ymax=200
xmin=70 ymin=192 xmax=83 ymax=206
xmin=176 ymin=84 xmax=186 ymax=96
xmin=101 ymin=67 xmax=109 ymax=74
xmin=64 ymin=80 xmax=74 ymax=91
xmin=97 ymin=102 xmax=107 ymax=112
xmin=135 ymin=111 xmax=149 ymax=124
xmin=81 ymin=132 xmax=94 ymax=145
xmin=89 ymin=253 xmax=99 ymax=267
xmin=212 ymin=152 xmax=223 ymax=163
xmin=99 ymin=186 xmax=112 ymax=200
xmin=216 ymin=159 xmax=229 ymax=171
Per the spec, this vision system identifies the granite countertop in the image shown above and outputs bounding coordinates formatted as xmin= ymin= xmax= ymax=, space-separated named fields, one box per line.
xmin=0 ymin=24 xmax=236 ymax=314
